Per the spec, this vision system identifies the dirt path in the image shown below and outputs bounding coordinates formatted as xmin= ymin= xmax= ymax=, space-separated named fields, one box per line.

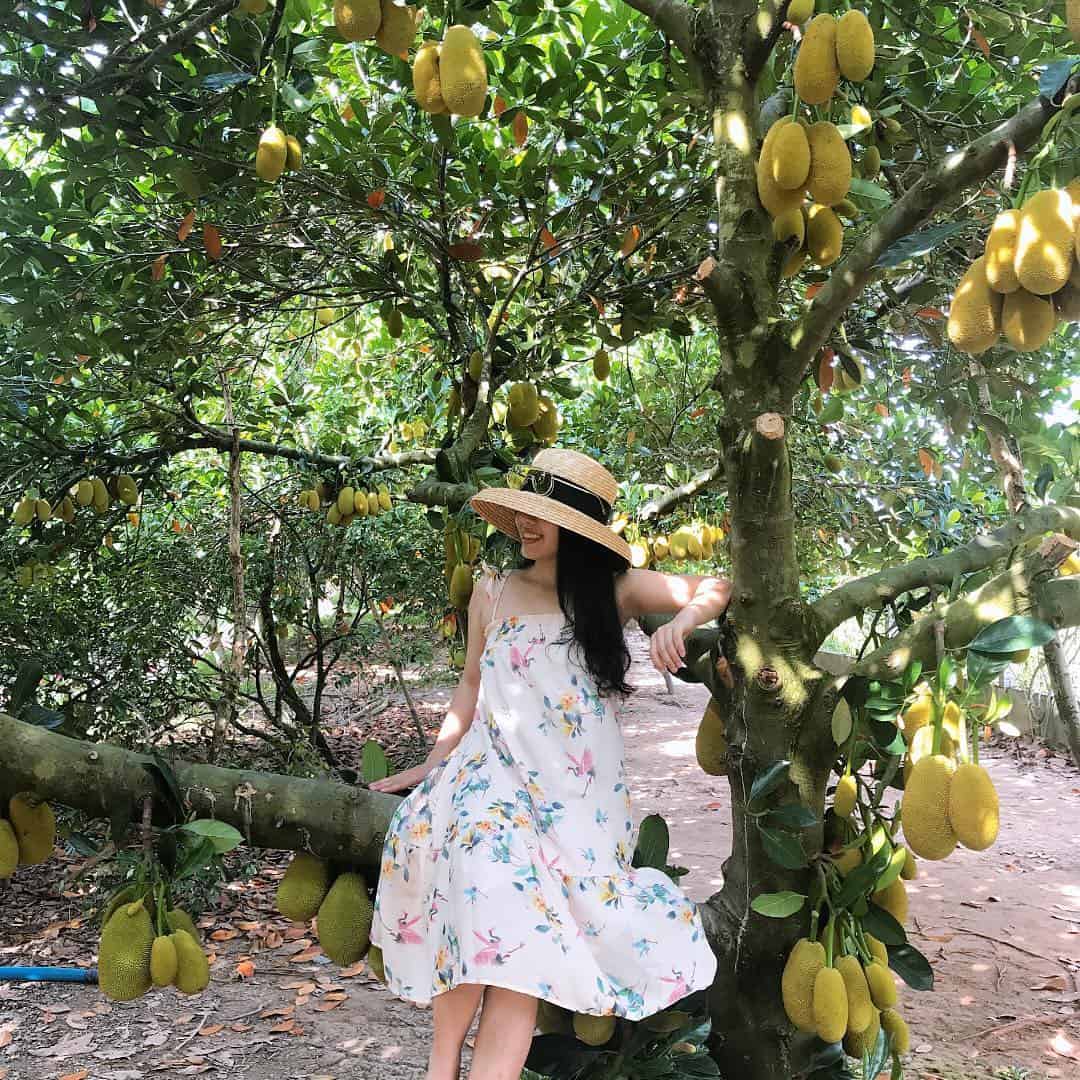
xmin=1 ymin=626 xmax=1078 ymax=1079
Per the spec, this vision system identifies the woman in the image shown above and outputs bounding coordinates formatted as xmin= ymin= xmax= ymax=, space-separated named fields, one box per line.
xmin=369 ymin=447 xmax=731 ymax=1080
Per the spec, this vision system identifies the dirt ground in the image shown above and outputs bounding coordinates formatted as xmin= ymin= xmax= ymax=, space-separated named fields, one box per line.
xmin=1 ymin=625 xmax=1078 ymax=1080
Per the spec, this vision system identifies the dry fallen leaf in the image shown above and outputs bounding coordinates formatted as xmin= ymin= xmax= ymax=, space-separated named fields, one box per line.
xmin=178 ymin=209 xmax=195 ymax=242
xmin=235 ymin=960 xmax=255 ymax=979
xmin=290 ymin=946 xmax=323 ymax=963
xmin=198 ymin=1024 xmax=224 ymax=1037
xmin=338 ymin=962 xmax=366 ymax=978
xmin=59 ymin=1072 xmax=88 ymax=1080
xmin=315 ymin=1000 xmax=343 ymax=1012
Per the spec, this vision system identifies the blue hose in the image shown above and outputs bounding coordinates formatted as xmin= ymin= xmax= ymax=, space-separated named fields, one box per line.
xmin=0 ymin=966 xmax=98 ymax=983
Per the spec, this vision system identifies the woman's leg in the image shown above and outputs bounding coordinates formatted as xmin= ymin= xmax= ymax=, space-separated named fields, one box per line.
xmin=427 ymin=982 xmax=486 ymax=1080
xmin=467 ymin=986 xmax=538 ymax=1080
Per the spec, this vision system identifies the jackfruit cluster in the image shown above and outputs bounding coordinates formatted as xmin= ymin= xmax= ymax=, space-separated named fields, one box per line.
xmin=495 ymin=381 xmax=561 ymax=449
xmin=335 ymin=0 xmax=417 ymax=56
xmin=793 ymin=11 xmax=874 ymax=106
xmin=444 ymin=520 xmax=482 ymax=615
xmin=11 ymin=474 xmax=139 ymax=529
xmin=412 ymin=25 xmax=487 ymax=117
xmin=318 ymin=481 xmax=394 ymax=526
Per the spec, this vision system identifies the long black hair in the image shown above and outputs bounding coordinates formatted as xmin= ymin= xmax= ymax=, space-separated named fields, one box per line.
xmin=519 ymin=526 xmax=634 ymax=698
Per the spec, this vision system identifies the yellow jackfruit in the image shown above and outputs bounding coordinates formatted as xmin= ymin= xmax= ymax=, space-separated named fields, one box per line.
xmin=907 ymin=722 xmax=956 ymax=768
xmin=812 ymin=966 xmax=848 ymax=1044
xmin=34 ymin=498 xmax=51 ymax=521
xmin=277 ymin=852 xmax=332 ymax=921
xmin=440 ymin=25 xmax=487 ymax=118
xmin=772 ymin=123 xmax=811 ymax=190
xmin=593 ymin=349 xmax=611 ymax=381
xmin=173 ymin=928 xmax=211 ymax=994
xmin=468 ymin=349 xmax=483 ymax=380
xmin=757 ymin=118 xmax=806 ymax=218
xmin=787 ymin=0 xmax=814 ymax=26
xmin=507 ymin=382 xmax=541 ymax=426
xmin=59 ymin=496 xmax=75 ymax=524
xmin=13 ymin=497 xmax=34 ymax=525
xmin=900 ymin=847 xmax=918 ymax=880
xmin=806 ymin=122 xmax=852 ymax=206
xmin=367 ymin=491 xmax=379 ymax=515
xmin=1015 ymin=189 xmax=1074 ymax=295
xmin=0 ymin=820 xmax=18 ymax=878
xmin=782 ymin=938 xmax=826 ymax=1033
xmin=413 ymin=42 xmax=447 ymax=113
xmin=781 ymin=247 xmax=809 ymax=278
xmin=984 ymin=209 xmax=1021 ymax=293
xmin=794 ymin=15 xmax=840 ymax=105
xmin=255 ymin=126 xmax=288 ymax=184
xmin=844 ymin=1005 xmax=880 ymax=1059
xmin=366 ymin=944 xmax=386 ymax=982
xmin=835 ymin=10 xmax=875 ymax=81
xmin=307 ymin=490 xmax=321 ymax=512
xmin=900 ymin=693 xmax=932 ymax=741
xmin=833 ymin=774 xmax=857 ymax=818
xmin=150 ymin=934 xmax=179 ymax=987
xmin=837 ymin=955 xmax=873 ymax=1035
xmin=863 ymin=960 xmax=897 ymax=1009
xmin=947 ymin=762 xmax=999 ymax=851
xmin=902 ymin=754 xmax=957 ymax=860
xmin=285 ymin=135 xmax=303 ymax=171
xmin=880 ymin=1007 xmax=910 ymax=1054
xmin=871 ymin=876 xmax=908 ymax=926
xmin=8 ymin=794 xmax=55 ymax=865
xmin=807 ymin=203 xmax=843 ymax=266
xmin=573 ymin=1012 xmax=615 ymax=1045
xmin=1002 ymin=289 xmax=1056 ymax=351
xmin=76 ymin=478 xmax=94 ymax=506
xmin=335 ymin=0 xmax=381 ymax=41
xmin=947 ymin=256 xmax=1002 ymax=354
xmin=532 ymin=395 xmax=560 ymax=443
xmin=850 ymin=104 xmax=872 ymax=128
xmin=165 ymin=908 xmax=201 ymax=944
xmin=865 ymin=934 xmax=888 ymax=968
xmin=117 ymin=474 xmax=138 ymax=505
xmin=98 ymin=900 xmax=154 ymax=1001
xmin=374 ymin=1 xmax=416 ymax=56
xmin=378 ymin=485 xmax=392 ymax=511
xmin=773 ymin=207 xmax=806 ymax=247
xmin=317 ymin=872 xmax=374 ymax=966
xmin=536 ymin=999 xmax=572 ymax=1034
xmin=337 ymin=486 xmax=355 ymax=515
xmin=834 ymin=846 xmax=862 ymax=876
xmin=695 ymin=699 xmax=728 ymax=775
xmin=92 ymin=476 xmax=109 ymax=513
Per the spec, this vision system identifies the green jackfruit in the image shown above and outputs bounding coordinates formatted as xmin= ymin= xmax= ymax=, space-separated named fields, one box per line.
xmin=695 ymin=699 xmax=728 ymax=776
xmin=794 ymin=15 xmax=840 ymax=105
xmin=573 ymin=1012 xmax=615 ymax=1045
xmin=771 ymin=123 xmax=811 ymax=190
xmin=782 ymin=938 xmax=826 ymax=1033
xmin=531 ymin=396 xmax=560 ymax=443
xmin=837 ymin=955 xmax=873 ymax=1035
xmin=277 ymin=852 xmax=332 ymax=921
xmin=0 ymin=820 xmax=18 ymax=878
xmin=835 ymin=10 xmax=875 ymax=81
xmin=833 ymin=774 xmax=857 ymax=819
xmin=337 ymin=486 xmax=355 ymax=515
xmin=76 ymin=479 xmax=94 ymax=506
xmin=947 ymin=256 xmax=1002 ymax=355
xmin=901 ymin=754 xmax=958 ymax=860
xmin=150 ymin=934 xmax=179 ymax=987
xmin=317 ymin=872 xmax=374 ymax=966
xmin=98 ymin=900 xmax=154 ymax=1001
xmin=844 ymin=1005 xmax=880 ymax=1058
xmin=166 ymin=908 xmax=201 ymax=944
xmin=173 ymin=928 xmax=211 ymax=994
xmin=787 ymin=0 xmax=814 ymax=26
xmin=880 ymin=1007 xmax=910 ymax=1053
xmin=13 ymin=497 xmax=34 ymax=526
xmin=812 ymin=966 xmax=848 ymax=1044
xmin=860 ymin=145 xmax=881 ymax=180
xmin=92 ymin=477 xmax=110 ymax=513
xmin=985 ymin=209 xmax=1021 ymax=293
xmin=335 ymin=0 xmax=381 ymax=41
xmin=507 ymin=382 xmax=540 ymax=426
xmin=102 ymin=884 xmax=148 ymax=927
xmin=806 ymin=123 xmax=851 ymax=207
xmin=8 ymin=794 xmax=55 ymax=865
xmin=1015 ymin=188 xmax=1074 ymax=295
xmin=593 ymin=350 xmax=611 ymax=381
xmin=366 ymin=944 xmax=386 ymax=982
xmin=440 ymin=25 xmax=487 ymax=118
xmin=863 ymin=960 xmax=897 ymax=1010
xmin=1002 ymin=289 xmax=1056 ymax=352
xmin=900 ymin=847 xmax=918 ymax=880
xmin=536 ymin=999 xmax=572 ymax=1034
xmin=117 ymin=474 xmax=138 ymax=506
xmin=449 ymin=562 xmax=473 ymax=608
xmin=468 ymin=349 xmax=483 ymax=380
xmin=947 ymin=762 xmax=999 ymax=851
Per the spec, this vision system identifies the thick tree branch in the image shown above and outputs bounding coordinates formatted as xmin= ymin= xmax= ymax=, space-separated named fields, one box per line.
xmin=786 ymin=82 xmax=1075 ymax=379
xmin=639 ymin=460 xmax=726 ymax=520
xmin=811 ymin=505 xmax=1080 ymax=641
xmin=621 ymin=0 xmax=698 ymax=63
xmin=407 ymin=477 xmax=478 ymax=511
xmin=744 ymin=2 xmax=793 ymax=83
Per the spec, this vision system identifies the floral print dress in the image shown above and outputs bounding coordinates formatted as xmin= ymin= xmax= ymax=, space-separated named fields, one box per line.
xmin=369 ymin=565 xmax=717 ymax=1018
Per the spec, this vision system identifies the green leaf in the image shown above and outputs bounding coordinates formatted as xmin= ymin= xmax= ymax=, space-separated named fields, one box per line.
xmin=834 ymin=843 xmax=891 ymax=910
xmin=873 ymin=844 xmax=909 ymax=894
xmin=768 ymin=804 xmax=819 ymax=830
xmin=361 ymin=740 xmax=388 ymax=783
xmin=863 ymin=902 xmax=907 ymax=945
xmin=887 ymin=942 xmax=934 ymax=990
xmin=749 ymin=759 xmax=790 ymax=804
xmin=633 ymin=813 xmax=670 ymax=869
xmin=967 ymin=649 xmax=1010 ymax=687
xmin=818 ymin=396 xmax=845 ymax=424
xmin=180 ymin=818 xmax=244 ymax=853
xmin=873 ymin=221 xmax=967 ymax=268
xmin=831 ymin=698 xmax=853 ymax=745
xmin=758 ymin=825 xmax=808 ymax=869
xmin=968 ymin=615 xmax=1056 ymax=655
xmin=750 ymin=891 xmax=807 ymax=918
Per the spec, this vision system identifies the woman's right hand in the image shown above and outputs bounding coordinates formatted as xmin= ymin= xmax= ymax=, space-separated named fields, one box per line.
xmin=368 ymin=760 xmax=437 ymax=794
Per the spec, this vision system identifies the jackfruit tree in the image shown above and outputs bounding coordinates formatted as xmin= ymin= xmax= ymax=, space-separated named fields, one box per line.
xmin=2 ymin=2 xmax=1080 ymax=1079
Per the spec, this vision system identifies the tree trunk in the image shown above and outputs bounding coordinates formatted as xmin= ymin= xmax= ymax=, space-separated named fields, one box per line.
xmin=1042 ymin=635 xmax=1080 ymax=767
xmin=0 ymin=712 xmax=397 ymax=866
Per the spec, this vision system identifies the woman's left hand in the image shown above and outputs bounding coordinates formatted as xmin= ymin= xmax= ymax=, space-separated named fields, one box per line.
xmin=649 ymin=616 xmax=690 ymax=674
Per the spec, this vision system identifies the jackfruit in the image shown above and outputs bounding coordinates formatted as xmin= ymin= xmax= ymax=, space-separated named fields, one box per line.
xmin=794 ymin=15 xmax=840 ymax=105
xmin=173 ymin=928 xmax=211 ymax=994
xmin=448 ymin=563 xmax=474 ymax=609
xmin=352 ymin=488 xmax=368 ymax=517
xmin=307 ymin=490 xmax=321 ymax=512
xmin=833 ymin=774 xmax=857 ymax=818
xmin=413 ymin=42 xmax=447 ymax=113
xmin=781 ymin=247 xmax=809 ymax=279
xmin=947 ymin=256 xmax=1002 ymax=354
xmin=150 ymin=934 xmax=179 ymax=987
xmin=807 ymin=204 xmax=843 ymax=266
xmin=757 ymin=118 xmax=806 ymax=218
xmin=850 ymin=104 xmax=872 ymax=128
xmin=573 ymin=1012 xmax=615 ymax=1045
xmin=900 ymin=693 xmax=932 ymax=741
xmin=812 ymin=966 xmax=848 ymax=1044
xmin=536 ymin=999 xmax=572 ymax=1034
xmin=787 ymin=0 xmax=814 ymax=25
xmin=337 ymin=486 xmax=355 ymax=515
xmin=374 ymin=1 xmax=416 ymax=56
xmin=285 ymin=135 xmax=303 ymax=171
xmin=239 ymin=0 xmax=268 ymax=11
xmin=880 ymin=1007 xmax=910 ymax=1054
xmin=255 ymin=126 xmax=288 ymax=184
xmin=902 ymin=754 xmax=957 ymax=860
xmin=860 ymin=145 xmax=881 ymax=180
xmin=76 ymin=478 xmax=94 ymax=506
xmin=92 ymin=476 xmax=110 ymax=513
xmin=277 ymin=852 xmax=331 ymax=921
xmin=378 ymin=485 xmax=392 ymax=511
xmin=386 ymin=308 xmax=404 ymax=338
xmin=1015 ymin=189 xmax=1074 ymax=295
xmin=834 ymin=846 xmax=862 ymax=876
xmin=8 ymin=794 xmax=55 ymax=865
xmin=947 ymin=762 xmax=999 ymax=851
xmin=871 ymin=876 xmax=908 ymax=926
xmin=773 ymin=207 xmax=806 ymax=246
xmin=652 ymin=536 xmax=669 ymax=560
xmin=1002 ymin=289 xmax=1056 ymax=351
xmin=335 ymin=0 xmax=381 ymax=41
xmin=327 ymin=504 xmax=342 ymax=525
xmin=837 ymin=955 xmax=873 ymax=1035
xmin=865 ymin=934 xmax=888 ymax=968
xmin=1054 ymin=282 xmax=1080 ymax=323
xmin=98 ymin=900 xmax=154 ymax=1001
xmin=468 ymin=349 xmax=483 ymax=380
xmin=0 ymin=820 xmax=18 ymax=878
xmin=835 ymin=198 xmax=859 ymax=220
xmin=507 ymin=382 xmax=541 ymax=426
xmin=317 ymin=872 xmax=374 ymax=966
xmin=695 ymin=699 xmax=728 ymax=775
xmin=34 ymin=498 xmax=51 ymax=521
xmin=900 ymin=847 xmax=918 ymax=880
xmin=13 ymin=497 xmax=34 ymax=525
xmin=117 ymin=474 xmax=138 ymax=505
xmin=805 ymin=123 xmax=852 ymax=206
xmin=782 ymin=938 xmax=826 ymax=1033
xmin=863 ymin=960 xmax=897 ymax=1010
xmin=440 ymin=25 xmax=487 ymax=118
xmin=532 ymin=396 xmax=560 ymax=443
xmin=366 ymin=491 xmax=379 ymax=515
xmin=366 ymin=944 xmax=386 ymax=982
xmin=166 ymin=908 xmax=201 ymax=944
xmin=593 ymin=349 xmax=610 ymax=381
xmin=772 ymin=123 xmax=812 ymax=190
xmin=59 ymin=496 xmax=75 ymax=524
xmin=843 ymin=1005 xmax=880 ymax=1059
xmin=905 ymin=724 xmax=956 ymax=781
xmin=984 ymin=209 xmax=1021 ymax=293
xmin=835 ymin=10 xmax=874 ymax=81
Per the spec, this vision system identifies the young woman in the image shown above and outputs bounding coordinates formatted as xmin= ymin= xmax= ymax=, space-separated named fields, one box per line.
xmin=369 ymin=447 xmax=731 ymax=1080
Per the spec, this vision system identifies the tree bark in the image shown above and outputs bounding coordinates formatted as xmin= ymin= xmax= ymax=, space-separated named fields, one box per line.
xmin=1043 ymin=635 xmax=1080 ymax=768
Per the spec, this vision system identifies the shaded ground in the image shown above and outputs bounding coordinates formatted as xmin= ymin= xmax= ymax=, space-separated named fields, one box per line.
xmin=1 ymin=626 xmax=1078 ymax=1079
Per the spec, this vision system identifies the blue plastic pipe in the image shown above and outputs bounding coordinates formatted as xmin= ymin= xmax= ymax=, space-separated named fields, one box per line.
xmin=0 ymin=966 xmax=98 ymax=983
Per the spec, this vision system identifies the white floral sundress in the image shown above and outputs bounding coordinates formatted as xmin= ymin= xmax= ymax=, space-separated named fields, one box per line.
xmin=369 ymin=565 xmax=717 ymax=1018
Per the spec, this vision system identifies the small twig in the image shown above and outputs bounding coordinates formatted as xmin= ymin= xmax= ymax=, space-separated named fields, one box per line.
xmin=969 ymin=1013 xmax=1061 ymax=1041
xmin=140 ymin=796 xmax=153 ymax=860
xmin=174 ymin=1009 xmax=213 ymax=1054
xmin=950 ymin=924 xmax=1074 ymax=966
xmin=63 ymin=841 xmax=117 ymax=887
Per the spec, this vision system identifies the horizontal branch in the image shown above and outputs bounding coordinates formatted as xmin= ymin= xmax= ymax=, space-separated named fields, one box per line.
xmin=621 ymin=0 xmax=698 ymax=64
xmin=0 ymin=713 xmax=399 ymax=868
xmin=786 ymin=78 xmax=1076 ymax=379
xmin=407 ymin=476 xmax=478 ymax=511
xmin=811 ymin=504 xmax=1080 ymax=641
xmin=639 ymin=460 xmax=726 ymax=520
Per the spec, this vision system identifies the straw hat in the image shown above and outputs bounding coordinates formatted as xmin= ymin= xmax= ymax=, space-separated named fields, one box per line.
xmin=469 ymin=448 xmax=631 ymax=564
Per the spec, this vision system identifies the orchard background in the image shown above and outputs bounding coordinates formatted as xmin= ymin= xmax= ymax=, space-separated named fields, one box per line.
xmin=1 ymin=2 xmax=1079 ymax=1079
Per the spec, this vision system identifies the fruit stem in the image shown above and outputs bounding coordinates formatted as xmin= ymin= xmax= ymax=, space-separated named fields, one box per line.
xmin=823 ymin=912 xmax=836 ymax=967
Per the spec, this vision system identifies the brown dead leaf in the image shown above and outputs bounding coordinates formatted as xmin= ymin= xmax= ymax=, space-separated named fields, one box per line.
xmin=512 ymin=111 xmax=528 ymax=148
xmin=198 ymin=1024 xmax=224 ymax=1037
xmin=694 ymin=256 xmax=716 ymax=280
xmin=178 ymin=209 xmax=195 ymax=242
xmin=1032 ymin=976 xmax=1070 ymax=991
xmin=151 ymin=254 xmax=167 ymax=282
xmin=269 ymin=1020 xmax=299 ymax=1034
xmin=235 ymin=960 xmax=255 ymax=979
xmin=874 ymin=403 xmax=889 ymax=418
xmin=447 ymin=240 xmax=485 ymax=261
xmin=619 ymin=224 xmax=642 ymax=258
xmin=493 ymin=96 xmax=508 ymax=117
xmin=918 ymin=448 xmax=935 ymax=477
xmin=0 ymin=1031 xmax=10 ymax=1049
xmin=230 ymin=1023 xmax=252 ymax=1033
xmin=367 ymin=189 xmax=385 ymax=210
xmin=210 ymin=929 xmax=238 ymax=942
xmin=539 ymin=227 xmax=558 ymax=252
xmin=203 ymin=223 xmax=223 ymax=261
xmin=323 ymin=991 xmax=348 ymax=1001
xmin=59 ymin=1072 xmax=88 ymax=1080
xmin=290 ymin=946 xmax=324 ymax=963
xmin=279 ymin=980 xmax=316 ymax=993
xmin=236 ymin=921 xmax=262 ymax=932
xmin=315 ymin=1000 xmax=343 ymax=1012
xmin=295 ymin=995 xmax=311 ymax=1006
